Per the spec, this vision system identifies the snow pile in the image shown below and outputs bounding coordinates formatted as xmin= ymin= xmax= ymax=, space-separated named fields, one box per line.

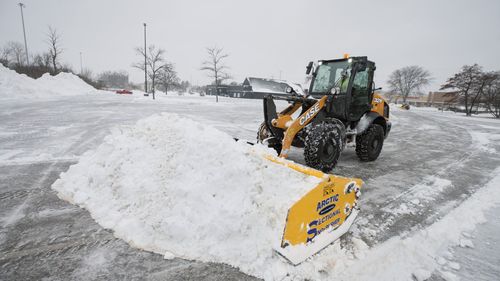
xmin=50 ymin=112 xmax=500 ymax=280
xmin=0 ymin=64 xmax=41 ymax=98
xmin=0 ymin=64 xmax=98 ymax=99
xmin=37 ymin=72 xmax=97 ymax=95
xmin=52 ymin=113 xmax=327 ymax=280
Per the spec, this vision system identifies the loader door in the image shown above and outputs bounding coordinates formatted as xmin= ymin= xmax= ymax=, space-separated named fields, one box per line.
xmin=348 ymin=67 xmax=373 ymax=121
xmin=310 ymin=61 xmax=350 ymax=120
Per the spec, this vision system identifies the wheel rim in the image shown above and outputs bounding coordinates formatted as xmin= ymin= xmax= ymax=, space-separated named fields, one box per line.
xmin=258 ymin=123 xmax=270 ymax=142
xmin=319 ymin=139 xmax=337 ymax=163
xmin=371 ymin=136 xmax=382 ymax=152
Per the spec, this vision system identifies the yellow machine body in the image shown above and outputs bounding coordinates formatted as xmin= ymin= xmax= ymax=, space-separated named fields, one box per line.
xmin=371 ymin=93 xmax=388 ymax=118
xmin=257 ymin=57 xmax=389 ymax=264
xmin=272 ymin=93 xmax=388 ymax=159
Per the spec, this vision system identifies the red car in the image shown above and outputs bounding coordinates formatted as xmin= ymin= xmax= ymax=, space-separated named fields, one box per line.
xmin=116 ymin=89 xmax=133 ymax=95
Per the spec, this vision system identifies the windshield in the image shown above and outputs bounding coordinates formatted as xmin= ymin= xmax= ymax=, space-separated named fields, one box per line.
xmin=310 ymin=60 xmax=351 ymax=94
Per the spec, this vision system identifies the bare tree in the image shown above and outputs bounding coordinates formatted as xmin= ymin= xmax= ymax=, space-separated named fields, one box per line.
xmin=98 ymin=71 xmax=129 ymax=88
xmin=157 ymin=62 xmax=179 ymax=95
xmin=133 ymin=45 xmax=165 ymax=99
xmin=483 ymin=71 xmax=500 ymax=118
xmin=3 ymin=41 xmax=26 ymax=66
xmin=0 ymin=45 xmax=11 ymax=66
xmin=178 ymin=80 xmax=191 ymax=93
xmin=46 ymin=26 xmax=62 ymax=73
xmin=77 ymin=68 xmax=93 ymax=83
xmin=33 ymin=52 xmax=52 ymax=69
xmin=387 ymin=65 xmax=432 ymax=103
xmin=200 ymin=46 xmax=231 ymax=102
xmin=441 ymin=64 xmax=490 ymax=116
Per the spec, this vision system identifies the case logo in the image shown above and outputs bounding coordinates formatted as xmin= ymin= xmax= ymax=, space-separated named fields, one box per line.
xmin=299 ymin=103 xmax=320 ymax=125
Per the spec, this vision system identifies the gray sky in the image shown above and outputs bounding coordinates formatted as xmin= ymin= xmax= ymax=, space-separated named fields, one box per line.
xmin=1 ymin=0 xmax=499 ymax=91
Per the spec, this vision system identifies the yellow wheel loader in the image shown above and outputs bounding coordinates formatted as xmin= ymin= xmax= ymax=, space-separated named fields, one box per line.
xmin=259 ymin=56 xmax=391 ymax=172
xmin=256 ymin=56 xmax=390 ymax=265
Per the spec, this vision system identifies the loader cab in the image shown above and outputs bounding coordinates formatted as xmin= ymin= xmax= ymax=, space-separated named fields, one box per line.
xmin=308 ymin=57 xmax=375 ymax=122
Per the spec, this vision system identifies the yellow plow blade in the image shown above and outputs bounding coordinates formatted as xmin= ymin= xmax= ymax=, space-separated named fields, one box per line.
xmin=264 ymin=155 xmax=363 ymax=265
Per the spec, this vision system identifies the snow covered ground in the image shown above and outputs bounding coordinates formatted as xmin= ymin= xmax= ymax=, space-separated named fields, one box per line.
xmin=1 ymin=67 xmax=500 ymax=280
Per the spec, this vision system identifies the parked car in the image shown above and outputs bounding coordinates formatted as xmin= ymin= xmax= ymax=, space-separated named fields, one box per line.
xmin=116 ymin=89 xmax=133 ymax=95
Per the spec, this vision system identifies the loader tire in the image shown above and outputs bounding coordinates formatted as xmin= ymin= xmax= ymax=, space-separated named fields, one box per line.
xmin=257 ymin=122 xmax=282 ymax=154
xmin=356 ymin=124 xmax=384 ymax=161
xmin=304 ymin=122 xmax=343 ymax=172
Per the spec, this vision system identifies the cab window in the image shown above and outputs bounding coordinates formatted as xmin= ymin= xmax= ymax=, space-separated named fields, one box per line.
xmin=349 ymin=68 xmax=371 ymax=120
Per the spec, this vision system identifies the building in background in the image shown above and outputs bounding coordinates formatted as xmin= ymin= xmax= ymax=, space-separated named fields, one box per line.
xmin=387 ymin=91 xmax=461 ymax=109
xmin=204 ymin=77 xmax=298 ymax=99
xmin=426 ymin=91 xmax=460 ymax=108
xmin=98 ymin=71 xmax=129 ymax=89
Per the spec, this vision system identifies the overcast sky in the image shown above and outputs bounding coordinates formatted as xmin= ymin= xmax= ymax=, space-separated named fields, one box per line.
xmin=1 ymin=0 xmax=499 ymax=91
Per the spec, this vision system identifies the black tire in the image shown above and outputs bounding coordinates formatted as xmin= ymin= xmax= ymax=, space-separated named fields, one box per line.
xmin=257 ymin=122 xmax=282 ymax=154
xmin=356 ymin=123 xmax=384 ymax=161
xmin=304 ymin=122 xmax=344 ymax=172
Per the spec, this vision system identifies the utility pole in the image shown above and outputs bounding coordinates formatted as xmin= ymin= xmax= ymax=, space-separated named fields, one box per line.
xmin=18 ymin=3 xmax=29 ymax=65
xmin=143 ymin=23 xmax=148 ymax=95
xmin=79 ymin=52 xmax=83 ymax=74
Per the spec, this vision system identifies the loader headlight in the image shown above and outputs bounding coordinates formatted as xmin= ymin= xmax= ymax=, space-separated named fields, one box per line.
xmin=285 ymin=86 xmax=293 ymax=94
xmin=330 ymin=87 xmax=341 ymax=95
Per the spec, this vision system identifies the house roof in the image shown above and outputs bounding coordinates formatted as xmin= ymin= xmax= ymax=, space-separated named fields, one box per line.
xmin=243 ymin=77 xmax=289 ymax=93
xmin=243 ymin=77 xmax=305 ymax=95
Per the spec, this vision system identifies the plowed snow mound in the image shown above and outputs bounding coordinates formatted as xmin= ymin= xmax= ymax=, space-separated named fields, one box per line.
xmin=0 ymin=64 xmax=40 ymax=97
xmin=52 ymin=113 xmax=325 ymax=280
xmin=38 ymin=72 xmax=96 ymax=94
xmin=53 ymin=113 xmax=499 ymax=280
xmin=0 ymin=64 xmax=98 ymax=99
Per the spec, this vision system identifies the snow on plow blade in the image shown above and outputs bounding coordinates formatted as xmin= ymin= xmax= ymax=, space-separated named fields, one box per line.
xmin=264 ymin=155 xmax=363 ymax=265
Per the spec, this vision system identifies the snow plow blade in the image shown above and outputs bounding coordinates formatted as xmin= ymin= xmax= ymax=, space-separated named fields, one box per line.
xmin=263 ymin=155 xmax=363 ymax=265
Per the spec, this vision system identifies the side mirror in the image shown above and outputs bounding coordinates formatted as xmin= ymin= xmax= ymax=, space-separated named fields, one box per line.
xmin=306 ymin=61 xmax=313 ymax=74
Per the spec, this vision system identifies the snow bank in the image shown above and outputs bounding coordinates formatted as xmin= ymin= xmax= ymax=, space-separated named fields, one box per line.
xmin=51 ymin=113 xmax=328 ymax=280
xmin=0 ymin=64 xmax=41 ymax=98
xmin=0 ymin=64 xmax=98 ymax=99
xmin=37 ymin=72 xmax=96 ymax=94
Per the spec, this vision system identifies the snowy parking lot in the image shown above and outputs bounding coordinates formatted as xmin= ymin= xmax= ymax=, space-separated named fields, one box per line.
xmin=1 ymin=69 xmax=500 ymax=280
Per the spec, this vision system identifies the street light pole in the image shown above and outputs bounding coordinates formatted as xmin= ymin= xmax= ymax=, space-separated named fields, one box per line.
xmin=143 ymin=23 xmax=148 ymax=95
xmin=18 ymin=2 xmax=29 ymax=65
xmin=79 ymin=52 xmax=83 ymax=74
